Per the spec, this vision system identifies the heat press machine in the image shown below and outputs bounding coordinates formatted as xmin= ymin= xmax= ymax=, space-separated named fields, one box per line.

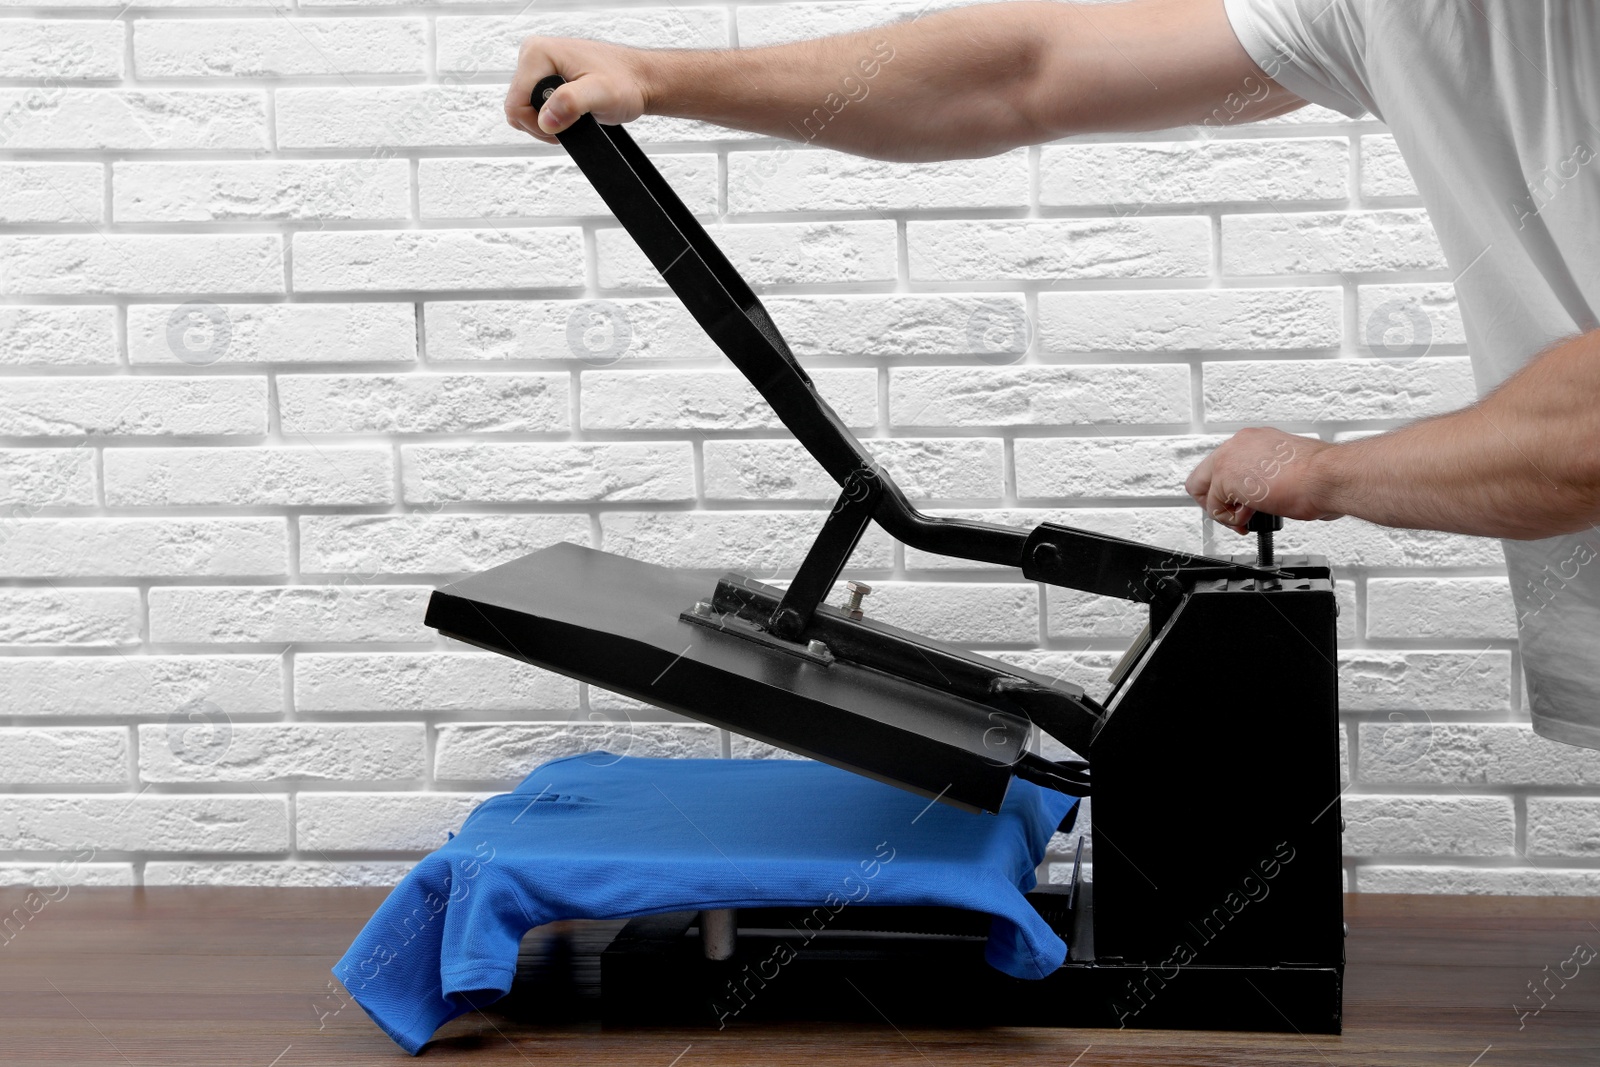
xmin=423 ymin=75 xmax=1345 ymax=1034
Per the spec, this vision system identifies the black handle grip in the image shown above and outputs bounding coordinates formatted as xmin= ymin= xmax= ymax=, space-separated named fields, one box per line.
xmin=531 ymin=73 xmax=564 ymax=111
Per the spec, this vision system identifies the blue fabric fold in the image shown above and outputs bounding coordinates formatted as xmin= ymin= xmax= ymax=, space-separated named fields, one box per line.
xmin=333 ymin=753 xmax=1077 ymax=1054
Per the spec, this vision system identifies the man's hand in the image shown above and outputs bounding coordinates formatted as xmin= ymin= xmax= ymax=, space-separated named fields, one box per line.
xmin=1184 ymin=427 xmax=1343 ymax=534
xmin=505 ymin=37 xmax=651 ymax=143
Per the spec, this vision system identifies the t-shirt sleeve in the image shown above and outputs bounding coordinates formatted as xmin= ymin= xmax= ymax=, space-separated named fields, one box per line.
xmin=1223 ymin=0 xmax=1377 ymax=120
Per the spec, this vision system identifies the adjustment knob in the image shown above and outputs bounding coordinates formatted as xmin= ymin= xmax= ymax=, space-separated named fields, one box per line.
xmin=1246 ymin=512 xmax=1282 ymax=568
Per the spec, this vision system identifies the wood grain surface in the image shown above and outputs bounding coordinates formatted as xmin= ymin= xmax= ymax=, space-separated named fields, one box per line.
xmin=3 ymin=888 xmax=1598 ymax=1065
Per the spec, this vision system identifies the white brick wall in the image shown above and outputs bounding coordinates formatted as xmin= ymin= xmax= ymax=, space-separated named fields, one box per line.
xmin=0 ymin=0 xmax=1569 ymax=899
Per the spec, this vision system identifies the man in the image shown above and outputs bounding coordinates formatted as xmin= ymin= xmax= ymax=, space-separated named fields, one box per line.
xmin=505 ymin=0 xmax=1600 ymax=751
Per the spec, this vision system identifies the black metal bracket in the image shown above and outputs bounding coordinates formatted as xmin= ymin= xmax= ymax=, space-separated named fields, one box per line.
xmin=768 ymin=466 xmax=884 ymax=641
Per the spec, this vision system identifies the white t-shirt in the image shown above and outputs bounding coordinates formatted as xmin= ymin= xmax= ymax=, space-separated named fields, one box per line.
xmin=1224 ymin=0 xmax=1600 ymax=749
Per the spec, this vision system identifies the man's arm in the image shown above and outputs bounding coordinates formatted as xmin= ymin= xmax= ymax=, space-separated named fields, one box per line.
xmin=505 ymin=0 xmax=1306 ymax=162
xmin=1187 ymin=329 xmax=1600 ymax=541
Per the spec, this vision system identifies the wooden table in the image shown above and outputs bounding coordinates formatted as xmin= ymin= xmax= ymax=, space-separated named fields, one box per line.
xmin=3 ymin=888 xmax=1598 ymax=1065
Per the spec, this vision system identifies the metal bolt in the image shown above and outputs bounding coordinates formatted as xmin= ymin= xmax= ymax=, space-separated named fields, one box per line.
xmin=692 ymin=600 xmax=713 ymax=617
xmin=1256 ymin=528 xmax=1275 ymax=568
xmin=806 ymin=639 xmax=829 ymax=658
xmin=843 ymin=580 xmax=873 ymax=620
xmin=542 ymin=86 xmax=556 ymax=101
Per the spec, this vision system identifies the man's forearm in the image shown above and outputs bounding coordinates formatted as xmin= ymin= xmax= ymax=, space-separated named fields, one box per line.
xmin=513 ymin=0 xmax=1302 ymax=160
xmin=1312 ymin=331 xmax=1600 ymax=540
xmin=635 ymin=5 xmax=1061 ymax=162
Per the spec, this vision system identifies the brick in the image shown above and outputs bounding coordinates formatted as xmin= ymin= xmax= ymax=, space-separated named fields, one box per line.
xmin=703 ymin=438 xmax=1004 ymax=502
xmin=434 ymin=721 xmax=720 ymax=781
xmin=1016 ymin=435 xmax=1229 ymax=499
xmin=293 ymin=228 xmax=582 ymax=292
xmin=128 ymin=303 xmax=417 ymax=366
xmin=1366 ymin=578 xmax=1516 ymax=640
xmin=597 ymin=220 xmax=897 ymax=288
xmin=599 ymin=511 xmax=894 ymax=571
xmin=276 ymin=86 xmax=524 ymax=150
xmin=1360 ymin=135 xmax=1418 ymax=198
xmin=1340 ymin=795 xmax=1514 ymax=856
xmin=114 ymin=161 xmax=409 ymax=222
xmin=1357 ymin=866 xmax=1600 ymax=895
xmin=106 ymin=446 xmax=392 ymax=506
xmin=904 ymin=508 xmax=1203 ymax=570
xmin=138 ymin=723 xmax=425 ymax=783
xmin=735 ymin=0 xmax=993 ymax=45
xmin=760 ymin=294 xmax=1028 ymax=359
xmin=0 ymin=448 xmax=97 ymax=505
xmin=278 ymin=372 xmax=568 ymax=434
xmin=297 ymin=792 xmax=492 ymax=852
xmin=0 ymin=795 xmax=288 ymax=852
xmin=0 ymin=306 xmax=116 ymax=366
xmin=890 ymin=365 xmax=1190 ymax=427
xmin=582 ymin=368 xmax=876 ymax=431
xmin=1037 ymin=288 xmax=1342 ymax=352
xmin=144 ymin=861 xmax=413 ymax=887
xmin=1356 ymin=282 xmax=1465 ymax=352
xmin=1277 ymin=518 xmax=1507 ymax=568
xmin=0 ymin=653 xmax=283 ymax=718
xmin=0 ymin=519 xmax=287 ymax=579
xmin=421 ymin=154 xmax=716 ymax=219
xmin=1046 ymin=590 xmax=1145 ymax=640
xmin=1527 ymin=798 xmax=1600 ymax=857
xmin=0 ymin=21 xmax=121 ymax=78
xmin=0 ymin=588 xmax=140 ymax=646
xmin=0 ymin=862 xmax=133 ymax=887
xmin=294 ymin=652 xmax=579 ymax=714
xmin=402 ymin=442 xmax=694 ymax=504
xmin=0 ymin=729 xmax=127 ymax=785
xmin=1221 ymin=209 xmax=1446 ymax=274
xmin=149 ymin=586 xmax=433 ymax=644
xmin=1360 ymin=722 xmax=1600 ymax=786
xmin=990 ymin=650 xmax=1123 ymax=701
xmin=908 ymin=217 xmax=1211 ymax=281
xmin=133 ymin=18 xmax=426 ymax=77
xmin=298 ymin=513 xmax=591 ymax=577
xmin=0 ymin=89 xmax=268 ymax=150
xmin=426 ymin=298 xmax=711 ymax=362
xmin=1203 ymin=357 xmax=1476 ymax=421
xmin=0 ymin=235 xmax=282 ymax=296
xmin=1039 ymin=138 xmax=1348 ymax=206
xmin=1339 ymin=650 xmax=1513 ymax=712
xmin=0 ymin=377 xmax=265 ymax=437
xmin=0 ymin=163 xmax=103 ymax=224
xmin=728 ymin=148 xmax=1028 ymax=213
xmin=732 ymin=739 xmax=819 ymax=764
xmin=437 ymin=9 xmax=727 ymax=74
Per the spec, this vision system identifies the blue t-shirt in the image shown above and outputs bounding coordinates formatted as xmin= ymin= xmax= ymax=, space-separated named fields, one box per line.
xmin=334 ymin=753 xmax=1077 ymax=1054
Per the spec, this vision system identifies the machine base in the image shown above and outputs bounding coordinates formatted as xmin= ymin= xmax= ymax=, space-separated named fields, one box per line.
xmin=597 ymin=890 xmax=1342 ymax=1034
